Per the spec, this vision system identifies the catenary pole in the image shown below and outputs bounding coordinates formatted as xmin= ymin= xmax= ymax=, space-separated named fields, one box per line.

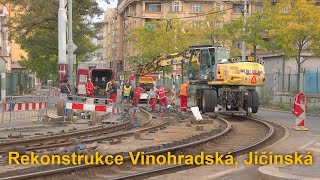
xmin=67 ymin=0 xmax=77 ymax=94
xmin=58 ymin=0 xmax=67 ymax=88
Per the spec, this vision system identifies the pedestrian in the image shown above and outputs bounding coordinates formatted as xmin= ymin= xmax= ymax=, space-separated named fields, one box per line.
xmin=109 ymin=79 xmax=117 ymax=103
xmin=133 ymin=85 xmax=144 ymax=107
xmin=105 ymin=80 xmax=111 ymax=98
xmin=61 ymin=78 xmax=71 ymax=96
xmin=157 ymin=85 xmax=168 ymax=109
xmin=147 ymin=84 xmax=158 ymax=112
xmin=85 ymin=78 xmax=95 ymax=98
xmin=122 ymin=82 xmax=132 ymax=103
xmin=179 ymin=81 xmax=188 ymax=111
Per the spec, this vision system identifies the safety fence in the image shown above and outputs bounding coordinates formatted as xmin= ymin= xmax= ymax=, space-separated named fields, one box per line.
xmin=0 ymin=96 xmax=48 ymax=128
xmin=64 ymin=95 xmax=123 ymax=113
xmin=63 ymin=95 xmax=124 ymax=124
xmin=0 ymin=82 xmax=130 ymax=128
xmin=259 ymin=69 xmax=320 ymax=115
xmin=262 ymin=69 xmax=320 ymax=94
xmin=37 ymin=86 xmax=60 ymax=107
xmin=0 ymin=71 xmax=35 ymax=97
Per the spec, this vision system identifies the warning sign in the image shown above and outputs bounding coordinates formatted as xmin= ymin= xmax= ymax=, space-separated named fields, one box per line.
xmin=251 ymin=76 xmax=257 ymax=84
xmin=120 ymin=75 xmax=124 ymax=80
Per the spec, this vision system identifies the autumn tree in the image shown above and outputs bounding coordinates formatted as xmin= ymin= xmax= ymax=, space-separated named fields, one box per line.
xmin=266 ymin=0 xmax=320 ymax=91
xmin=126 ymin=19 xmax=194 ymax=67
xmin=5 ymin=0 xmax=106 ymax=80
xmin=191 ymin=12 xmax=229 ymax=46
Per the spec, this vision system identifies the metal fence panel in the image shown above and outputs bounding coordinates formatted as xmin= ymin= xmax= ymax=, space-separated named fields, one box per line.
xmin=0 ymin=72 xmax=35 ymax=98
xmin=263 ymin=70 xmax=319 ymax=95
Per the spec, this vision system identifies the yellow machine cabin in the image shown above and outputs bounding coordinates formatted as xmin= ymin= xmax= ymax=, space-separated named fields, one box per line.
xmin=187 ymin=45 xmax=265 ymax=87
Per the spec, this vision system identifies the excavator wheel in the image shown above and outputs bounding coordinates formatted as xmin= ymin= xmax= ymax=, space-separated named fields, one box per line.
xmin=251 ymin=90 xmax=259 ymax=113
xmin=202 ymin=90 xmax=214 ymax=114
xmin=194 ymin=89 xmax=202 ymax=111
xmin=246 ymin=91 xmax=253 ymax=117
xmin=209 ymin=90 xmax=218 ymax=117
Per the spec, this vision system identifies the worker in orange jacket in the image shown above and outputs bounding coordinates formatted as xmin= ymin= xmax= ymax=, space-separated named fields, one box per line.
xmin=179 ymin=81 xmax=188 ymax=111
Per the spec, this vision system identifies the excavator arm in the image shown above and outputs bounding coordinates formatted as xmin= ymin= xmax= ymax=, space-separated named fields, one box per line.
xmin=136 ymin=52 xmax=190 ymax=76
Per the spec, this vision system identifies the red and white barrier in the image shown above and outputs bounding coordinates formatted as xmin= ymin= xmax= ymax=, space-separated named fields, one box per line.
xmin=66 ymin=102 xmax=111 ymax=112
xmin=171 ymin=87 xmax=176 ymax=102
xmin=3 ymin=102 xmax=47 ymax=112
xmin=292 ymin=92 xmax=308 ymax=131
xmin=112 ymin=107 xmax=121 ymax=115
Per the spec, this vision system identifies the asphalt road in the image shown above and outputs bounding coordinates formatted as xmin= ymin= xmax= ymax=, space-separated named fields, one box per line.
xmin=257 ymin=109 xmax=320 ymax=135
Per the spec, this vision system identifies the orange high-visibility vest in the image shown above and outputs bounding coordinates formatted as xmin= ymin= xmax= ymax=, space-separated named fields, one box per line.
xmin=180 ymin=83 xmax=188 ymax=96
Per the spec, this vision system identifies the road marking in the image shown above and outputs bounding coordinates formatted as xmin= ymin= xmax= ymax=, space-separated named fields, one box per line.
xmin=314 ymin=142 xmax=320 ymax=147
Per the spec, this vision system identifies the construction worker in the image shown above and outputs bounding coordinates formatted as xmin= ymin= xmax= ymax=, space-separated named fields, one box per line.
xmin=122 ymin=82 xmax=132 ymax=103
xmin=147 ymin=84 xmax=158 ymax=112
xmin=109 ymin=79 xmax=117 ymax=103
xmin=133 ymin=85 xmax=144 ymax=107
xmin=105 ymin=80 xmax=111 ymax=98
xmin=157 ymin=85 xmax=168 ymax=109
xmin=179 ymin=81 xmax=188 ymax=111
xmin=85 ymin=78 xmax=95 ymax=97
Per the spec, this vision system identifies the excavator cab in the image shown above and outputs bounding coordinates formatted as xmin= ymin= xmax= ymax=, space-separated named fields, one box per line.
xmin=187 ymin=46 xmax=221 ymax=83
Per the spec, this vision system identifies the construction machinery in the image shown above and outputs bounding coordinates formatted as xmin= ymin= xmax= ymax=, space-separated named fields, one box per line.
xmin=129 ymin=74 xmax=157 ymax=101
xmin=187 ymin=45 xmax=265 ymax=117
xmin=136 ymin=45 xmax=265 ymax=116
xmin=77 ymin=61 xmax=115 ymax=97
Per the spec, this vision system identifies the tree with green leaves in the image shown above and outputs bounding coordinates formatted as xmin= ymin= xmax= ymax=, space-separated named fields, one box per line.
xmin=126 ymin=19 xmax=194 ymax=68
xmin=266 ymin=0 xmax=320 ymax=91
xmin=5 ymin=0 xmax=107 ymax=81
xmin=192 ymin=12 xmax=229 ymax=46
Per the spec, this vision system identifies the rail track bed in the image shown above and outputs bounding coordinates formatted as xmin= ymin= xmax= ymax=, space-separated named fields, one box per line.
xmin=0 ymin=113 xmax=285 ymax=180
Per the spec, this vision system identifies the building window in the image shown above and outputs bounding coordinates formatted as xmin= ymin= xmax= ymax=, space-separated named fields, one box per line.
xmin=146 ymin=3 xmax=162 ymax=12
xmin=216 ymin=3 xmax=225 ymax=11
xmin=255 ymin=5 xmax=263 ymax=13
xmin=170 ymin=2 xmax=181 ymax=12
xmin=233 ymin=4 xmax=243 ymax=13
xmin=192 ymin=3 xmax=201 ymax=12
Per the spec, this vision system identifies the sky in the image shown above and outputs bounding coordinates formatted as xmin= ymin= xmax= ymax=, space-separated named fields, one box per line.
xmin=92 ymin=0 xmax=117 ymax=22
xmin=98 ymin=0 xmax=117 ymax=15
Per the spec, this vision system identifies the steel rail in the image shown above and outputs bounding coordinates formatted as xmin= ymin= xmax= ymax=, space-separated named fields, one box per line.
xmin=0 ymin=114 xmax=230 ymax=180
xmin=0 ymin=113 xmax=129 ymax=150
xmin=0 ymin=109 xmax=154 ymax=180
xmin=111 ymin=117 xmax=274 ymax=180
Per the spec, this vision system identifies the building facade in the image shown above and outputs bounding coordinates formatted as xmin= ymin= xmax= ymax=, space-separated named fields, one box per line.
xmin=103 ymin=0 xmax=263 ymax=77
xmin=0 ymin=4 xmax=28 ymax=71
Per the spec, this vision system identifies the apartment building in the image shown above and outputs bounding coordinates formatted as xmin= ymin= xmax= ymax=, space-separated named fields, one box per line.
xmin=104 ymin=0 xmax=263 ymax=76
xmin=101 ymin=8 xmax=117 ymax=68
xmin=0 ymin=4 xmax=27 ymax=71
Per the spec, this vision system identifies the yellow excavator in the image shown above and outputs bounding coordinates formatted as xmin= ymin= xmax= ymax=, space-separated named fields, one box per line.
xmin=137 ymin=45 xmax=265 ymax=117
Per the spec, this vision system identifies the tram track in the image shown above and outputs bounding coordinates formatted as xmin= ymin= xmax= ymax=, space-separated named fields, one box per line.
xmin=0 ymin=110 xmax=154 ymax=155
xmin=0 ymin=113 xmax=284 ymax=180
xmin=103 ymin=115 xmax=276 ymax=180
